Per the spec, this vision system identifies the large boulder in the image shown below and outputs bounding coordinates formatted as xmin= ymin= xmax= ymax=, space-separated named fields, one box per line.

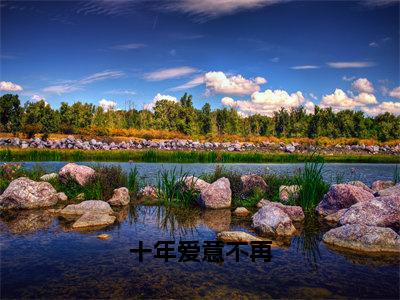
xmin=371 ymin=180 xmax=394 ymax=192
xmin=375 ymin=184 xmax=400 ymax=197
xmin=252 ymin=205 xmax=296 ymax=237
xmin=316 ymin=184 xmax=374 ymax=216
xmin=279 ymin=185 xmax=299 ymax=202
xmin=72 ymin=213 xmax=116 ymax=229
xmin=217 ymin=231 xmax=262 ymax=243
xmin=256 ymin=199 xmax=304 ymax=222
xmin=183 ymin=176 xmax=210 ymax=192
xmin=60 ymin=200 xmax=113 ymax=216
xmin=324 ymin=209 xmax=347 ymax=223
xmin=339 ymin=196 xmax=400 ymax=229
xmin=198 ymin=177 xmax=231 ymax=209
xmin=107 ymin=187 xmax=130 ymax=206
xmin=322 ymin=224 xmax=400 ymax=253
xmin=0 ymin=177 xmax=64 ymax=210
xmin=240 ymin=174 xmax=267 ymax=194
xmin=59 ymin=163 xmax=95 ymax=186
xmin=347 ymin=181 xmax=374 ymax=193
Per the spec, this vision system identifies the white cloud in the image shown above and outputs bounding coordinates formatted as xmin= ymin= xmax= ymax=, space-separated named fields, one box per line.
xmin=106 ymin=89 xmax=136 ymax=95
xmin=362 ymin=101 xmax=400 ymax=116
xmin=221 ymin=89 xmax=312 ymax=116
xmin=291 ymin=65 xmax=319 ymax=70
xmin=165 ymin=0 xmax=285 ymax=21
xmin=143 ymin=93 xmax=178 ymax=110
xmin=389 ymin=86 xmax=400 ymax=99
xmin=327 ymin=61 xmax=376 ymax=68
xmin=342 ymin=75 xmax=356 ymax=82
xmin=110 ymin=43 xmax=146 ymax=50
xmin=352 ymin=78 xmax=374 ymax=93
xmin=31 ymin=94 xmax=46 ymax=102
xmin=369 ymin=41 xmax=379 ymax=47
xmin=0 ymin=81 xmax=23 ymax=91
xmin=204 ymin=71 xmax=266 ymax=96
xmin=43 ymin=70 xmax=124 ymax=94
xmin=170 ymin=75 xmax=205 ymax=91
xmin=270 ymin=57 xmax=280 ymax=63
xmin=99 ymin=99 xmax=117 ymax=111
xmin=354 ymin=92 xmax=378 ymax=105
xmin=321 ymin=88 xmax=378 ymax=110
xmin=144 ymin=66 xmax=197 ymax=81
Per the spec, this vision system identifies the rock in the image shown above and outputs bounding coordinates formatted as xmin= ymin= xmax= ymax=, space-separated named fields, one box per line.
xmin=279 ymin=185 xmax=300 ymax=202
xmin=285 ymin=144 xmax=296 ymax=153
xmin=60 ymin=200 xmax=114 ymax=216
xmin=339 ymin=196 xmax=400 ymax=229
xmin=40 ymin=173 xmax=59 ymax=181
xmin=59 ymin=163 xmax=95 ymax=186
xmin=240 ymin=174 xmax=267 ymax=194
xmin=371 ymin=180 xmax=394 ymax=192
xmin=324 ymin=209 xmax=347 ymax=223
xmin=322 ymin=224 xmax=400 ymax=253
xmin=217 ymin=231 xmax=262 ymax=243
xmin=57 ymin=192 xmax=68 ymax=202
xmin=256 ymin=199 xmax=269 ymax=208
xmin=97 ymin=233 xmax=110 ymax=240
xmin=375 ymin=184 xmax=400 ymax=197
xmin=233 ymin=207 xmax=250 ymax=216
xmin=198 ymin=177 xmax=231 ymax=209
xmin=256 ymin=199 xmax=305 ymax=222
xmin=316 ymin=184 xmax=374 ymax=216
xmin=347 ymin=181 xmax=374 ymax=193
xmin=183 ymin=176 xmax=210 ymax=192
xmin=72 ymin=213 xmax=116 ymax=229
xmin=107 ymin=187 xmax=130 ymax=206
xmin=252 ymin=205 xmax=296 ymax=237
xmin=0 ymin=177 xmax=61 ymax=210
xmin=139 ymin=185 xmax=157 ymax=198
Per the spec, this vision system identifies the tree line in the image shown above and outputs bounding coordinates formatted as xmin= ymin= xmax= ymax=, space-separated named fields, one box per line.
xmin=0 ymin=93 xmax=399 ymax=141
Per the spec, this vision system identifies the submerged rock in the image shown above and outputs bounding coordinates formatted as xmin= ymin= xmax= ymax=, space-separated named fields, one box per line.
xmin=375 ymin=184 xmax=400 ymax=197
xmin=198 ymin=177 xmax=231 ymax=209
xmin=0 ymin=177 xmax=64 ymax=210
xmin=256 ymin=199 xmax=305 ymax=222
xmin=322 ymin=224 xmax=400 ymax=253
xmin=97 ymin=233 xmax=110 ymax=240
xmin=183 ymin=176 xmax=210 ymax=192
xmin=240 ymin=174 xmax=267 ymax=194
xmin=107 ymin=187 xmax=130 ymax=206
xmin=233 ymin=207 xmax=250 ymax=216
xmin=316 ymin=184 xmax=374 ymax=216
xmin=339 ymin=196 xmax=400 ymax=229
xmin=252 ymin=205 xmax=296 ymax=237
xmin=40 ymin=173 xmax=59 ymax=182
xmin=72 ymin=213 xmax=116 ymax=229
xmin=217 ymin=231 xmax=262 ymax=243
xmin=60 ymin=200 xmax=113 ymax=216
xmin=59 ymin=163 xmax=95 ymax=186
xmin=371 ymin=180 xmax=394 ymax=192
xmin=279 ymin=185 xmax=300 ymax=202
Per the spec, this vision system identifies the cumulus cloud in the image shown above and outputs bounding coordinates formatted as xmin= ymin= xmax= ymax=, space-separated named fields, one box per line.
xmin=31 ymin=94 xmax=46 ymax=102
xmin=0 ymin=81 xmax=23 ymax=91
xmin=221 ymin=89 xmax=314 ymax=116
xmin=321 ymin=88 xmax=378 ymax=110
xmin=144 ymin=66 xmax=197 ymax=81
xmin=290 ymin=65 xmax=320 ymax=70
xmin=43 ymin=70 xmax=124 ymax=94
xmin=354 ymin=92 xmax=378 ymax=105
xmin=389 ymin=86 xmax=400 ymax=99
xmin=143 ymin=93 xmax=178 ymax=110
xmin=204 ymin=71 xmax=266 ymax=96
xmin=327 ymin=61 xmax=376 ymax=68
xmin=362 ymin=101 xmax=400 ymax=116
xmin=99 ymin=99 xmax=117 ymax=111
xmin=352 ymin=78 xmax=374 ymax=93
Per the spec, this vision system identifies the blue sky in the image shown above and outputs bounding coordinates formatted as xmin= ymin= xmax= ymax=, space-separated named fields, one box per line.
xmin=1 ymin=0 xmax=399 ymax=116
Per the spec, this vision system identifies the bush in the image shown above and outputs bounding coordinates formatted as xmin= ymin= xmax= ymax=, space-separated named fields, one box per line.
xmin=87 ymin=165 xmax=128 ymax=200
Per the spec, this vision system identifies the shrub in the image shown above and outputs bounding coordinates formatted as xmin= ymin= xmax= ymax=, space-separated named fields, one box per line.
xmin=87 ymin=165 xmax=128 ymax=200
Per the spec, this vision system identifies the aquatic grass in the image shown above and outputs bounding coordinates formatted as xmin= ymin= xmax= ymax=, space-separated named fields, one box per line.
xmin=393 ymin=164 xmax=400 ymax=184
xmin=233 ymin=187 xmax=265 ymax=208
xmin=1 ymin=148 xmax=399 ymax=163
xmin=262 ymin=170 xmax=298 ymax=202
xmin=295 ymin=158 xmax=329 ymax=212
xmin=127 ymin=166 xmax=141 ymax=198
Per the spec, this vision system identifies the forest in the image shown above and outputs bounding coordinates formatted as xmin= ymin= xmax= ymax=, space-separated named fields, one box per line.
xmin=0 ymin=93 xmax=399 ymax=141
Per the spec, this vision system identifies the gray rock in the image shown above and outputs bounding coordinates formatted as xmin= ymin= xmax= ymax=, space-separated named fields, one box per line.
xmin=252 ymin=205 xmax=296 ymax=237
xmin=217 ymin=231 xmax=261 ymax=243
xmin=107 ymin=187 xmax=130 ymax=206
xmin=60 ymin=200 xmax=113 ymax=216
xmin=240 ymin=174 xmax=267 ymax=194
xmin=198 ymin=177 xmax=231 ymax=209
xmin=183 ymin=176 xmax=210 ymax=192
xmin=59 ymin=163 xmax=95 ymax=186
xmin=72 ymin=212 xmax=116 ymax=229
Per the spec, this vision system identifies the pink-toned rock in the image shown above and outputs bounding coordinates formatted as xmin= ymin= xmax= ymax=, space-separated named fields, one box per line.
xmin=256 ymin=199 xmax=269 ymax=208
xmin=217 ymin=231 xmax=262 ymax=243
xmin=60 ymin=200 xmax=113 ymax=216
xmin=316 ymin=184 xmax=375 ymax=216
xmin=107 ymin=187 xmax=130 ymax=206
xmin=375 ymin=184 xmax=400 ymax=197
xmin=233 ymin=207 xmax=250 ymax=216
xmin=240 ymin=174 xmax=267 ymax=193
xmin=371 ymin=180 xmax=394 ymax=192
xmin=256 ymin=199 xmax=304 ymax=222
xmin=339 ymin=196 xmax=400 ymax=229
xmin=59 ymin=163 xmax=95 ymax=186
xmin=198 ymin=177 xmax=231 ymax=209
xmin=72 ymin=213 xmax=116 ymax=229
xmin=252 ymin=205 xmax=296 ymax=237
xmin=139 ymin=185 xmax=157 ymax=198
xmin=323 ymin=224 xmax=400 ymax=253
xmin=347 ymin=181 xmax=374 ymax=193
xmin=324 ymin=209 xmax=348 ymax=223
xmin=0 ymin=177 xmax=62 ymax=210
xmin=183 ymin=176 xmax=210 ymax=192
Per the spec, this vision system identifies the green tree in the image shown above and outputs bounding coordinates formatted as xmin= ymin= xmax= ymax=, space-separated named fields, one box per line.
xmin=0 ymin=94 xmax=23 ymax=133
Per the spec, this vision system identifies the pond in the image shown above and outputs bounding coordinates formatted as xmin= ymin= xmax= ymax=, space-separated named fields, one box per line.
xmin=1 ymin=162 xmax=399 ymax=298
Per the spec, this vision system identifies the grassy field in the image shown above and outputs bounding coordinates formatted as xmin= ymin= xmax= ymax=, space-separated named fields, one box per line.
xmin=0 ymin=148 xmax=399 ymax=163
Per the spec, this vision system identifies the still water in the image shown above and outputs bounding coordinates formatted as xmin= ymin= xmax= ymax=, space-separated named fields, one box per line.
xmin=1 ymin=162 xmax=399 ymax=298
